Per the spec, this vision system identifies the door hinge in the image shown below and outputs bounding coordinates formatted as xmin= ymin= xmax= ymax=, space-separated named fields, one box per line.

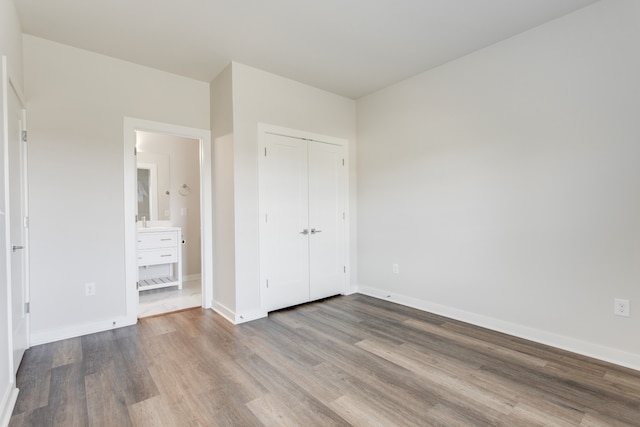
xmin=343 ymin=212 xmax=345 ymax=220
xmin=25 ymin=302 xmax=30 ymax=314
xmin=343 ymin=266 xmax=346 ymax=273
xmin=134 ymin=146 xmax=137 ymax=156
xmin=22 ymin=130 xmax=27 ymax=142
xmin=266 ymin=279 xmax=269 ymax=288
xmin=264 ymin=147 xmax=267 ymax=157
xmin=342 ymin=158 xmax=345 ymax=166
xmin=24 ymin=216 xmax=29 ymax=228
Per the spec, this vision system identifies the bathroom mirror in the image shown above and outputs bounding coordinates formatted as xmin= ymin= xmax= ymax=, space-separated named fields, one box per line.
xmin=137 ymin=152 xmax=170 ymax=221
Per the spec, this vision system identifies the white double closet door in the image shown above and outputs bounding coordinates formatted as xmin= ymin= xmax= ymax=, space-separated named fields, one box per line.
xmin=260 ymin=132 xmax=345 ymax=312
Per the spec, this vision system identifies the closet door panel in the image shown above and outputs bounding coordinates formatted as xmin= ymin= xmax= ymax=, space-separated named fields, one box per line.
xmin=260 ymin=133 xmax=310 ymax=311
xmin=308 ymin=141 xmax=345 ymax=300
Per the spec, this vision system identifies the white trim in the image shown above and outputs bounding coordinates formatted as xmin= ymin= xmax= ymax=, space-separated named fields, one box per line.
xmin=30 ymin=315 xmax=135 ymax=346
xmin=0 ymin=383 xmax=18 ymax=427
xmin=1 ymin=55 xmax=16 ymax=397
xmin=235 ymin=308 xmax=268 ymax=324
xmin=182 ymin=273 xmax=202 ymax=283
xmin=123 ymin=117 xmax=214 ymax=325
xmin=212 ymin=301 xmax=267 ymax=325
xmin=257 ymin=123 xmax=351 ymax=313
xmin=212 ymin=301 xmax=235 ymax=324
xmin=357 ymin=285 xmax=640 ymax=372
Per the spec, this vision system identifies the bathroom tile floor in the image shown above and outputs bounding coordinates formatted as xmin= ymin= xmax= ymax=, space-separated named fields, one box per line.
xmin=138 ymin=278 xmax=201 ymax=318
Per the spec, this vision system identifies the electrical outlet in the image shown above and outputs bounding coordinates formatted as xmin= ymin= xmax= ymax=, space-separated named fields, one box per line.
xmin=392 ymin=263 xmax=399 ymax=274
xmin=614 ymin=298 xmax=630 ymax=317
xmin=85 ymin=282 xmax=96 ymax=296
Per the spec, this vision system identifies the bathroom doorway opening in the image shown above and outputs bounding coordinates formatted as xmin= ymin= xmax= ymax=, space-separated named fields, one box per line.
xmin=123 ymin=118 xmax=213 ymax=323
xmin=136 ymin=131 xmax=202 ymax=317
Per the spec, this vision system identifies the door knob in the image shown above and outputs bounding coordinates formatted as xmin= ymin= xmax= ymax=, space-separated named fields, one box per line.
xmin=299 ymin=229 xmax=309 ymax=235
xmin=310 ymin=228 xmax=322 ymax=234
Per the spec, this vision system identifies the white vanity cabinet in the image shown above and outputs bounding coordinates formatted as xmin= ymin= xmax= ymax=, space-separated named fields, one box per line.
xmin=137 ymin=227 xmax=182 ymax=291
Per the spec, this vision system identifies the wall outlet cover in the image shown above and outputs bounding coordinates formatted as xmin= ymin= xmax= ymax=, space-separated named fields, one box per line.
xmin=614 ymin=298 xmax=630 ymax=317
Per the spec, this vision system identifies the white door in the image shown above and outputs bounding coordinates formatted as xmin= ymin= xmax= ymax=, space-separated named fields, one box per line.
xmin=308 ymin=141 xmax=345 ymax=300
xmin=260 ymin=133 xmax=345 ymax=312
xmin=260 ymin=133 xmax=310 ymax=311
xmin=8 ymin=82 xmax=28 ymax=372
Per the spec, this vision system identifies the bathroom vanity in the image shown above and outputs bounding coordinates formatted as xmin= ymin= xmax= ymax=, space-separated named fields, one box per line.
xmin=137 ymin=227 xmax=182 ymax=291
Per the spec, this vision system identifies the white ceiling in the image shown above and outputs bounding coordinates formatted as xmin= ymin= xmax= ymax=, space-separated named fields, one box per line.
xmin=15 ymin=0 xmax=599 ymax=99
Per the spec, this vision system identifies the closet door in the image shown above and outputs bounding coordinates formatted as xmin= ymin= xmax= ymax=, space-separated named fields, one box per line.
xmin=260 ymin=133 xmax=310 ymax=311
xmin=308 ymin=141 xmax=345 ymax=300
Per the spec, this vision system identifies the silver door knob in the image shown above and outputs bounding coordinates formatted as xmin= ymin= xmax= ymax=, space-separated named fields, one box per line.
xmin=310 ymin=228 xmax=322 ymax=234
xmin=299 ymin=229 xmax=309 ymax=235
xmin=12 ymin=245 xmax=24 ymax=252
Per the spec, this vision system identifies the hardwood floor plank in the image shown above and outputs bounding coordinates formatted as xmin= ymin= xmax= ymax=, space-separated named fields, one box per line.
xmin=84 ymin=361 xmax=133 ymax=427
xmin=45 ymin=363 xmax=89 ymax=427
xmin=10 ymin=296 xmax=640 ymax=426
xmin=127 ymin=395 xmax=182 ymax=427
xmin=12 ymin=344 xmax=52 ymax=416
xmin=51 ymin=338 xmax=83 ymax=369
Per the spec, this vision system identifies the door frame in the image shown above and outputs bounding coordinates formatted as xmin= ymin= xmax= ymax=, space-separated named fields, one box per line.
xmin=3 ymin=58 xmax=30 ymax=371
xmin=257 ymin=123 xmax=350 ymax=313
xmin=8 ymin=76 xmax=29 ymax=371
xmin=123 ymin=117 xmax=213 ymax=322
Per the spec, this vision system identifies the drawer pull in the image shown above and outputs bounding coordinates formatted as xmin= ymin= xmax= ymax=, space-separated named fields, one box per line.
xmin=160 ymin=254 xmax=172 ymax=257
xmin=160 ymin=238 xmax=172 ymax=241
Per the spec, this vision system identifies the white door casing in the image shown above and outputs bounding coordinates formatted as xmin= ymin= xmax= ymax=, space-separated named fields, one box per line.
xmin=259 ymin=126 xmax=347 ymax=313
xmin=123 ymin=117 xmax=213 ymax=323
xmin=7 ymin=75 xmax=28 ymax=373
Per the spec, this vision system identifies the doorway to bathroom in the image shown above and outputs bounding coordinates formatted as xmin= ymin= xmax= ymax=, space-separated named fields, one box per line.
xmin=136 ymin=131 xmax=202 ymax=317
xmin=123 ymin=118 xmax=213 ymax=322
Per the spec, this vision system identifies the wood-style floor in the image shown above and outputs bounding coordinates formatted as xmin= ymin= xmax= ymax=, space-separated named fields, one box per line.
xmin=9 ymin=294 xmax=640 ymax=426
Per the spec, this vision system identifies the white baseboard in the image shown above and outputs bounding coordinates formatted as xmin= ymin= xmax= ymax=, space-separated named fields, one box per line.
xmin=212 ymin=301 xmax=235 ymax=324
xmin=0 ymin=383 xmax=18 ymax=427
xmin=235 ymin=308 xmax=268 ymax=324
xmin=182 ymin=273 xmax=202 ymax=282
xmin=211 ymin=301 xmax=267 ymax=325
xmin=357 ymin=285 xmax=640 ymax=372
xmin=30 ymin=315 xmax=136 ymax=346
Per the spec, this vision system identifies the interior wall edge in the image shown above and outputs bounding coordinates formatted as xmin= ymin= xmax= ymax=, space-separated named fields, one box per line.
xmin=357 ymin=285 xmax=640 ymax=372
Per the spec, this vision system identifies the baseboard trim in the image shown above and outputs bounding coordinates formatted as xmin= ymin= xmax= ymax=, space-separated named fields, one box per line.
xmin=235 ymin=309 xmax=268 ymax=324
xmin=212 ymin=301 xmax=235 ymax=324
xmin=357 ymin=286 xmax=640 ymax=372
xmin=30 ymin=315 xmax=136 ymax=346
xmin=211 ymin=301 xmax=267 ymax=325
xmin=0 ymin=384 xmax=18 ymax=427
xmin=182 ymin=273 xmax=202 ymax=282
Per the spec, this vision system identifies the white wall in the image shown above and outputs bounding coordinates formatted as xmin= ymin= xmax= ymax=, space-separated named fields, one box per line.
xmin=24 ymin=35 xmax=209 ymax=344
xmin=210 ymin=65 xmax=236 ymax=319
xmin=0 ymin=0 xmax=22 ymax=88
xmin=136 ymin=132 xmax=201 ymax=277
xmin=0 ymin=0 xmax=22 ymax=423
xmin=231 ymin=62 xmax=357 ymax=320
xmin=357 ymin=0 xmax=640 ymax=369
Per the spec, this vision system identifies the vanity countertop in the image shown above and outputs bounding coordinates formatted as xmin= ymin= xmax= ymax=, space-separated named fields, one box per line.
xmin=137 ymin=226 xmax=181 ymax=233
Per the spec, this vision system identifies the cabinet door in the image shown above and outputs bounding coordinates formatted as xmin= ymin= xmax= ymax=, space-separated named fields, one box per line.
xmin=308 ymin=141 xmax=345 ymax=300
xmin=260 ymin=133 xmax=310 ymax=311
